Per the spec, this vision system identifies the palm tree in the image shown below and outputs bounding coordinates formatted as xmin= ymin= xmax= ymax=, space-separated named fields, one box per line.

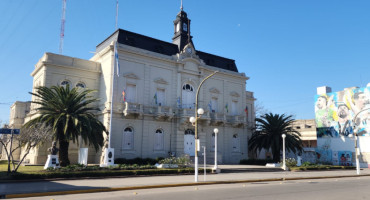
xmin=248 ymin=113 xmax=303 ymax=163
xmin=25 ymin=85 xmax=107 ymax=166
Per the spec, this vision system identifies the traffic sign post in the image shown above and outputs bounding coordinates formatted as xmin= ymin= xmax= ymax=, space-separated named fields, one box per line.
xmin=0 ymin=128 xmax=20 ymax=134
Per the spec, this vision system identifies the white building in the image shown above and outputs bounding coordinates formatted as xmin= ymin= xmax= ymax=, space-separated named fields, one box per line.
xmin=6 ymin=8 xmax=255 ymax=165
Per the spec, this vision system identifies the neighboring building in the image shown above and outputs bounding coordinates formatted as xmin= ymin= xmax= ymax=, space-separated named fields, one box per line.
xmin=0 ymin=102 xmax=30 ymax=161
xmin=314 ymin=85 xmax=370 ymax=167
xmin=291 ymin=119 xmax=317 ymax=149
xmin=6 ymin=8 xmax=255 ymax=164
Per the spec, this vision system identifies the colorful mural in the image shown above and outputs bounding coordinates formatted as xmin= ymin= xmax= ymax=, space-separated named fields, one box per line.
xmin=338 ymin=151 xmax=352 ymax=166
xmin=315 ymin=86 xmax=370 ymax=137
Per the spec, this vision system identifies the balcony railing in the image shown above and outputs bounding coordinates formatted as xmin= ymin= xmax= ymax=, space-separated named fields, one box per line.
xmin=210 ymin=112 xmax=226 ymax=125
xmin=123 ymin=102 xmax=143 ymax=117
xmin=155 ymin=106 xmax=174 ymax=121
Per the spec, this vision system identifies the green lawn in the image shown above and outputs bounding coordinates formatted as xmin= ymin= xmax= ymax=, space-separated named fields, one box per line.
xmin=0 ymin=160 xmax=44 ymax=173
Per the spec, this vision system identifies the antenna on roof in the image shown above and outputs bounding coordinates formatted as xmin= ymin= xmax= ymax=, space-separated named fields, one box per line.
xmin=115 ymin=0 xmax=119 ymax=30
xmin=180 ymin=0 xmax=183 ymax=11
xmin=59 ymin=0 xmax=66 ymax=55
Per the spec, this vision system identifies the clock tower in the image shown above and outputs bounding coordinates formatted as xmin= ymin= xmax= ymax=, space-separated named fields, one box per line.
xmin=172 ymin=7 xmax=193 ymax=52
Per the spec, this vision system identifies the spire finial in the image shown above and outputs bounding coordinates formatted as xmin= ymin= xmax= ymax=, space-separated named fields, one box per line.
xmin=180 ymin=0 xmax=183 ymax=11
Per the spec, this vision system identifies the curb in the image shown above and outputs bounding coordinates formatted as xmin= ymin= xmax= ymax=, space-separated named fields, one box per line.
xmin=3 ymin=173 xmax=370 ymax=199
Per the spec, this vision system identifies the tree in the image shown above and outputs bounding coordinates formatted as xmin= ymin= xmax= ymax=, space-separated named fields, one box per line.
xmin=254 ymin=100 xmax=269 ymax=118
xmin=25 ymin=85 xmax=107 ymax=167
xmin=248 ymin=113 xmax=303 ymax=163
xmin=0 ymin=123 xmax=52 ymax=173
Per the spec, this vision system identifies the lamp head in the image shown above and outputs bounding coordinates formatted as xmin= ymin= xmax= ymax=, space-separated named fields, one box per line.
xmin=197 ymin=108 xmax=204 ymax=115
xmin=214 ymin=128 xmax=219 ymax=134
xmin=189 ymin=116 xmax=196 ymax=123
xmin=282 ymin=134 xmax=286 ymax=138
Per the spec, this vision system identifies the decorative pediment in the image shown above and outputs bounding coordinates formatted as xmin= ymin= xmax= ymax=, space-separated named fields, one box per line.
xmin=230 ymin=91 xmax=240 ymax=97
xmin=123 ymin=73 xmax=139 ymax=79
xmin=154 ymin=77 xmax=168 ymax=85
xmin=209 ymin=87 xmax=220 ymax=94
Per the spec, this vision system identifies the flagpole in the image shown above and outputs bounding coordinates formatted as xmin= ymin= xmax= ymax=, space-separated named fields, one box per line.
xmin=115 ymin=0 xmax=119 ymax=30
xmin=108 ymin=42 xmax=120 ymax=150
xmin=108 ymin=44 xmax=117 ymax=149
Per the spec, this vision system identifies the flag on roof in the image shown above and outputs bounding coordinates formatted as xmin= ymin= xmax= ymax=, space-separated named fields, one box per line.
xmin=114 ymin=42 xmax=120 ymax=76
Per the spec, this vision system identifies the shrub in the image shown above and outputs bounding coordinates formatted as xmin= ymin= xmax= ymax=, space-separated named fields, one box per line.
xmin=239 ymin=159 xmax=274 ymax=165
xmin=158 ymin=156 xmax=190 ymax=166
xmin=284 ymin=158 xmax=297 ymax=168
xmin=114 ymin=157 xmax=159 ymax=165
xmin=301 ymin=161 xmax=312 ymax=167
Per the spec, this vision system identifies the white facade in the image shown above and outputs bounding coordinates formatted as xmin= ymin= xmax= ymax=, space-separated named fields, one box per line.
xmin=6 ymin=10 xmax=255 ymax=165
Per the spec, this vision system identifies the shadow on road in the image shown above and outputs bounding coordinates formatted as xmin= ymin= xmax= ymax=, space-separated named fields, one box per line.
xmin=0 ymin=180 xmax=108 ymax=195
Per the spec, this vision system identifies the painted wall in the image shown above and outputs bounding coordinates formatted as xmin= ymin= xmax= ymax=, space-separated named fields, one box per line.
xmin=315 ymin=86 xmax=370 ymax=137
xmin=315 ymin=86 xmax=370 ymax=167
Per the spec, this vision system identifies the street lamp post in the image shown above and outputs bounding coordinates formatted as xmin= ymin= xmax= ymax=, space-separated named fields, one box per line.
xmin=189 ymin=71 xmax=218 ymax=182
xmin=213 ymin=128 xmax=219 ymax=173
xmin=282 ymin=134 xmax=286 ymax=170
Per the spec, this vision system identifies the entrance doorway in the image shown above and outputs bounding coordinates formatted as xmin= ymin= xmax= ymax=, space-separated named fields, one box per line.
xmin=184 ymin=129 xmax=195 ymax=156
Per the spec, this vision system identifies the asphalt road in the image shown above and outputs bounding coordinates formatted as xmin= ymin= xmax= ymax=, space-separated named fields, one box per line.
xmin=15 ymin=176 xmax=370 ymax=200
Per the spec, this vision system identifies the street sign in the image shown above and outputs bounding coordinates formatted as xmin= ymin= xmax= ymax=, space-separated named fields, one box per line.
xmin=0 ymin=128 xmax=20 ymax=134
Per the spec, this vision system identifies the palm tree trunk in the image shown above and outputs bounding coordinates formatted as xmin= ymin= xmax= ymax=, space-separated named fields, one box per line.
xmin=59 ymin=140 xmax=70 ymax=167
xmin=272 ymin=150 xmax=281 ymax=163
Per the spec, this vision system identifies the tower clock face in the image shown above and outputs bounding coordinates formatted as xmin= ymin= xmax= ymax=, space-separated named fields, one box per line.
xmin=183 ymin=23 xmax=188 ymax=32
xmin=186 ymin=47 xmax=192 ymax=54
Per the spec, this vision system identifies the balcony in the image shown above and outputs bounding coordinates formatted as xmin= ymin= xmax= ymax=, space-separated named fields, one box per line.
xmin=210 ymin=112 xmax=225 ymax=125
xmin=155 ymin=106 xmax=174 ymax=121
xmin=226 ymin=115 xmax=246 ymax=127
xmin=179 ymin=108 xmax=194 ymax=124
xmin=123 ymin=102 xmax=143 ymax=118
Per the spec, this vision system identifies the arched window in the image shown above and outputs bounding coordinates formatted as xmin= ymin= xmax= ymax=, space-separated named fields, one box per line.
xmin=154 ymin=129 xmax=164 ymax=150
xmin=232 ymin=134 xmax=240 ymax=152
xmin=211 ymin=133 xmax=215 ymax=151
xmin=185 ymin=129 xmax=195 ymax=135
xmin=76 ymin=82 xmax=86 ymax=88
xmin=60 ymin=80 xmax=71 ymax=88
xmin=182 ymin=83 xmax=195 ymax=109
xmin=123 ymin=127 xmax=134 ymax=150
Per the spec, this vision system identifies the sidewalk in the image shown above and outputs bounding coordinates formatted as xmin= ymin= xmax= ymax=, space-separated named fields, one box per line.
xmin=1 ymin=165 xmax=369 ymax=199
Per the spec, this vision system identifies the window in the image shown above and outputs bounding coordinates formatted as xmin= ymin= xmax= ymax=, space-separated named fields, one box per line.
xmin=76 ymin=82 xmax=86 ymax=88
xmin=156 ymin=89 xmax=165 ymax=106
xmin=211 ymin=98 xmax=218 ymax=112
xmin=154 ymin=129 xmax=164 ymax=150
xmin=123 ymin=127 xmax=134 ymax=150
xmin=126 ymin=84 xmax=136 ymax=103
xmin=231 ymin=101 xmax=238 ymax=116
xmin=182 ymin=83 xmax=195 ymax=109
xmin=232 ymin=134 xmax=240 ymax=152
xmin=183 ymin=22 xmax=188 ymax=32
xmin=60 ymin=80 xmax=71 ymax=88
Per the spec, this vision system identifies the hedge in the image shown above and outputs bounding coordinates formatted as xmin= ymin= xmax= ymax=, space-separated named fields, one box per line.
xmin=4 ymin=168 xmax=209 ymax=181
xmin=239 ymin=159 xmax=274 ymax=165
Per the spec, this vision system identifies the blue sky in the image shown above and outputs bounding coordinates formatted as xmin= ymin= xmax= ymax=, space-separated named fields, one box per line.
xmin=1 ymin=0 xmax=370 ymax=124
